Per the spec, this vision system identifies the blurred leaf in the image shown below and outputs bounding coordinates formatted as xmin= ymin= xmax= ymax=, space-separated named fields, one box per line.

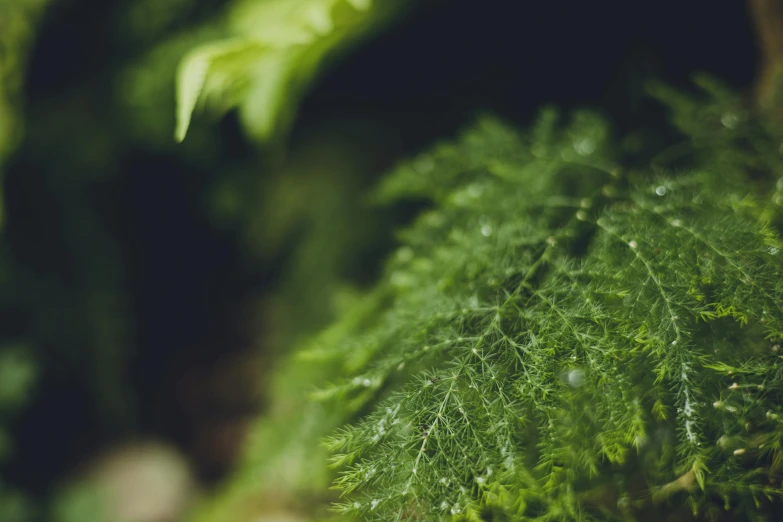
xmin=0 ymin=0 xmax=46 ymax=158
xmin=0 ymin=347 xmax=36 ymax=413
xmin=175 ymin=39 xmax=264 ymax=142
xmin=0 ymin=426 xmax=11 ymax=461
xmin=50 ymin=482 xmax=110 ymax=522
xmin=0 ymin=486 xmax=34 ymax=522
xmin=174 ymin=0 xmax=410 ymax=142
xmin=0 ymin=0 xmax=52 ymax=228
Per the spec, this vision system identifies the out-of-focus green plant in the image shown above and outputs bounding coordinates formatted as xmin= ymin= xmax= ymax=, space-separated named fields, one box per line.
xmin=198 ymin=79 xmax=783 ymax=522
xmin=0 ymin=347 xmax=37 ymax=522
xmin=0 ymin=3 xmax=49 ymax=520
xmin=0 ymin=0 xmax=48 ymax=159
xmin=174 ymin=0 xmax=410 ymax=143
xmin=0 ymin=348 xmax=36 ymax=416
xmin=0 ymin=0 xmax=51 ymax=227
xmin=50 ymin=483 xmax=110 ymax=522
xmin=0 ymin=486 xmax=34 ymax=522
xmin=1 ymin=2 xmax=411 ymax=521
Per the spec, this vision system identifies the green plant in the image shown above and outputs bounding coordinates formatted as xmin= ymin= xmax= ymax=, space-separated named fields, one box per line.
xmin=174 ymin=0 xmax=410 ymax=143
xmin=280 ymin=78 xmax=783 ymax=521
xmin=0 ymin=4 xmax=48 ymax=519
xmin=0 ymin=346 xmax=37 ymax=522
xmin=0 ymin=0 xmax=51 ymax=226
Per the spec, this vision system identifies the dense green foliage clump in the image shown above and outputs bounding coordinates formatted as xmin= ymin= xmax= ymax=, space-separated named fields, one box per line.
xmin=289 ymin=80 xmax=783 ymax=521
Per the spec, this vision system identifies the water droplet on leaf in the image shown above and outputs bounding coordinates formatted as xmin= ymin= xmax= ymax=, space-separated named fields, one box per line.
xmin=568 ymin=368 xmax=585 ymax=388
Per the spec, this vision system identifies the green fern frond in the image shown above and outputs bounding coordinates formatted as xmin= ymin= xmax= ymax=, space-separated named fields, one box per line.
xmin=311 ymin=85 xmax=783 ymax=520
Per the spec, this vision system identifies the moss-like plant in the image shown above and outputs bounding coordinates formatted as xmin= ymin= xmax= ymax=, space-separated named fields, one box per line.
xmin=286 ymin=78 xmax=783 ymax=521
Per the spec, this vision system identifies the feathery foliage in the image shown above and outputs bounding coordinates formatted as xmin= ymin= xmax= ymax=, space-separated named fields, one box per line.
xmin=302 ymin=80 xmax=783 ymax=521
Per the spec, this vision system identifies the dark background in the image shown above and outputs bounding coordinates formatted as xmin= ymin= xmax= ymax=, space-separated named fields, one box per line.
xmin=1 ymin=0 xmax=760 ymax=499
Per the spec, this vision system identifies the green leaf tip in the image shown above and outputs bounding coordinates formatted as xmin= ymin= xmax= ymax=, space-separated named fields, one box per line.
xmin=173 ymin=0 xmax=402 ymax=144
xmin=174 ymin=47 xmax=210 ymax=143
xmin=174 ymin=39 xmax=260 ymax=143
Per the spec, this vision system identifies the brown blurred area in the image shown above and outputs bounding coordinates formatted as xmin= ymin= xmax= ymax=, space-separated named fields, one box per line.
xmin=751 ymin=0 xmax=783 ymax=108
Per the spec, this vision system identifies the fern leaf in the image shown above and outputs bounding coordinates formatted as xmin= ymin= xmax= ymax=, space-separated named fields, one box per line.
xmin=314 ymin=100 xmax=783 ymax=521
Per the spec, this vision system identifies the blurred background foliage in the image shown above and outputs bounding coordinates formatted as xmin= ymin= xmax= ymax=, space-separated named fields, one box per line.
xmin=0 ymin=0 xmax=770 ymax=520
xmin=173 ymin=0 xmax=412 ymax=142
